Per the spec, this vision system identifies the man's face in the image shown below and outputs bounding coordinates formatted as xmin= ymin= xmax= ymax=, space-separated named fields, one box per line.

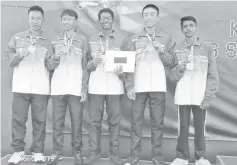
xmin=181 ymin=20 xmax=196 ymax=37
xmin=28 ymin=11 xmax=44 ymax=31
xmin=61 ymin=15 xmax=76 ymax=31
xmin=99 ymin=12 xmax=113 ymax=30
xmin=143 ymin=7 xmax=159 ymax=28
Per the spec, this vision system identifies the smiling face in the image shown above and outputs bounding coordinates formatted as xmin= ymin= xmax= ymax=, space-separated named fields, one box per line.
xmin=28 ymin=10 xmax=44 ymax=31
xmin=181 ymin=20 xmax=197 ymax=38
xmin=142 ymin=7 xmax=159 ymax=28
xmin=99 ymin=12 xmax=114 ymax=30
xmin=61 ymin=14 xmax=76 ymax=31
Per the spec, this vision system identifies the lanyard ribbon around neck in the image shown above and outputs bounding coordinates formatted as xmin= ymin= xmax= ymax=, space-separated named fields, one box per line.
xmin=146 ymin=32 xmax=156 ymax=43
xmin=99 ymin=36 xmax=110 ymax=54
xmin=186 ymin=37 xmax=198 ymax=70
xmin=64 ymin=31 xmax=76 ymax=47
xmin=25 ymin=34 xmax=38 ymax=45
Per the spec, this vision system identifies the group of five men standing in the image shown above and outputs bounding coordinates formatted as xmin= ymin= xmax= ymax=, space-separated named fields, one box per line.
xmin=6 ymin=4 xmax=218 ymax=165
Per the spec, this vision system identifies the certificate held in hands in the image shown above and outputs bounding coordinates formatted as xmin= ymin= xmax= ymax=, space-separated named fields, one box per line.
xmin=104 ymin=50 xmax=136 ymax=73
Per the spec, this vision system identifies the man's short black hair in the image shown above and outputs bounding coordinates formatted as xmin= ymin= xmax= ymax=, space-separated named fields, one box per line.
xmin=28 ymin=5 xmax=44 ymax=17
xmin=142 ymin=4 xmax=159 ymax=16
xmin=180 ymin=16 xmax=197 ymax=28
xmin=61 ymin=9 xmax=78 ymax=20
xmin=98 ymin=8 xmax=114 ymax=20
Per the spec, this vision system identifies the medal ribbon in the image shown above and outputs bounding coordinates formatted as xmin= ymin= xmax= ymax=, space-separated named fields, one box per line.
xmin=189 ymin=37 xmax=198 ymax=57
xmin=185 ymin=37 xmax=198 ymax=52
xmin=146 ymin=32 xmax=156 ymax=43
xmin=64 ymin=31 xmax=76 ymax=47
xmin=99 ymin=36 xmax=110 ymax=54
xmin=144 ymin=29 xmax=156 ymax=52
xmin=143 ymin=30 xmax=156 ymax=54
xmin=25 ymin=34 xmax=37 ymax=46
xmin=186 ymin=37 xmax=198 ymax=69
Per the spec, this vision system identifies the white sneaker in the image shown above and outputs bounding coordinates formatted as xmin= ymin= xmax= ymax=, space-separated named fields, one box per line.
xmin=32 ymin=152 xmax=45 ymax=163
xmin=8 ymin=151 xmax=25 ymax=165
xmin=170 ymin=158 xmax=189 ymax=165
xmin=195 ymin=157 xmax=211 ymax=165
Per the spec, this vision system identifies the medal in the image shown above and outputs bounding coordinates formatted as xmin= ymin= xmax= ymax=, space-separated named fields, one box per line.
xmin=145 ymin=31 xmax=156 ymax=52
xmin=146 ymin=43 xmax=154 ymax=52
xmin=145 ymin=30 xmax=165 ymax=53
xmin=28 ymin=45 xmax=36 ymax=53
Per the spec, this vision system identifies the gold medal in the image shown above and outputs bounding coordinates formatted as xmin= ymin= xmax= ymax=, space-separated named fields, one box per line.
xmin=187 ymin=62 xmax=194 ymax=70
xmin=28 ymin=45 xmax=36 ymax=53
xmin=146 ymin=43 xmax=154 ymax=52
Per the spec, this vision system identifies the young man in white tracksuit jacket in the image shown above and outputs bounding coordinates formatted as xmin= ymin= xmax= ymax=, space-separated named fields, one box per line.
xmin=5 ymin=6 xmax=51 ymax=165
xmin=83 ymin=8 xmax=131 ymax=165
xmin=125 ymin=4 xmax=177 ymax=165
xmin=169 ymin=16 xmax=219 ymax=165
xmin=46 ymin=9 xmax=88 ymax=165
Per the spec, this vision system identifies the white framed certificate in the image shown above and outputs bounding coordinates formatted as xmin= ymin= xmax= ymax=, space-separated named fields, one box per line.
xmin=104 ymin=50 xmax=136 ymax=73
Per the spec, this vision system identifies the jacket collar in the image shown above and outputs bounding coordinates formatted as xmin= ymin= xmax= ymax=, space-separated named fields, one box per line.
xmin=98 ymin=29 xmax=116 ymax=38
xmin=181 ymin=36 xmax=201 ymax=48
xmin=24 ymin=29 xmax=47 ymax=40
xmin=57 ymin=30 xmax=81 ymax=41
xmin=137 ymin=27 xmax=164 ymax=37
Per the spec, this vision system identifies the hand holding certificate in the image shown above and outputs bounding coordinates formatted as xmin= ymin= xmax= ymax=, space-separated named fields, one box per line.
xmin=104 ymin=50 xmax=136 ymax=73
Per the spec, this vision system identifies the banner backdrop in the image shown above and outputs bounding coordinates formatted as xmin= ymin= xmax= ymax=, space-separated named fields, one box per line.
xmin=1 ymin=1 xmax=237 ymax=141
